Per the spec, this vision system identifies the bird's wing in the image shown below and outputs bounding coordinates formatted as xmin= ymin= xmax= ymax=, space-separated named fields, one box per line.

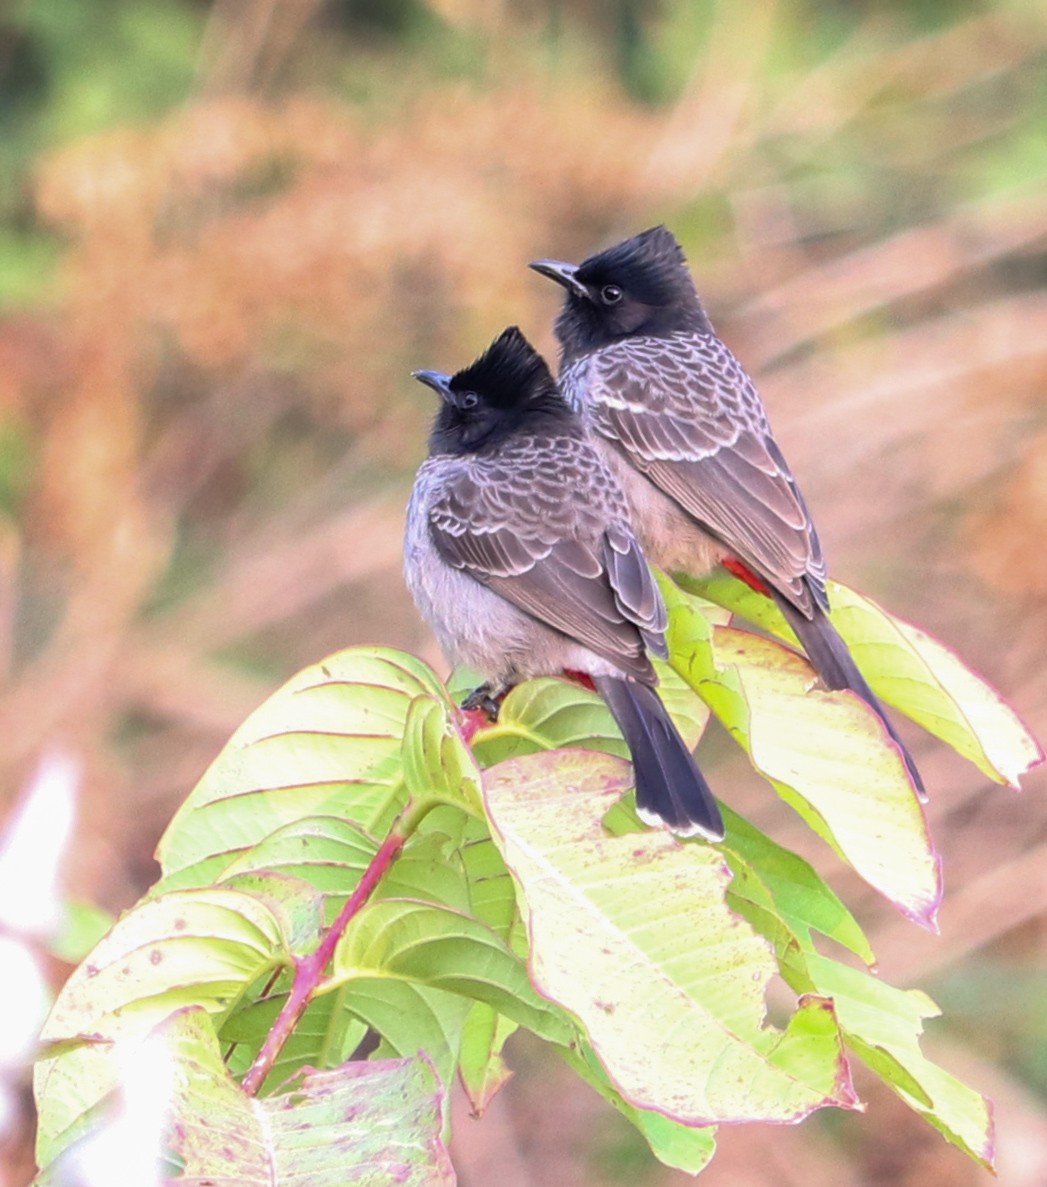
xmin=427 ymin=435 xmax=666 ymax=680
xmin=584 ymin=333 xmax=828 ymax=611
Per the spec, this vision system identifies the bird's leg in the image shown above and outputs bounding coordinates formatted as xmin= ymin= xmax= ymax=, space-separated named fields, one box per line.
xmin=461 ymin=682 xmax=510 ymax=719
xmin=456 ymin=683 xmax=511 ymax=747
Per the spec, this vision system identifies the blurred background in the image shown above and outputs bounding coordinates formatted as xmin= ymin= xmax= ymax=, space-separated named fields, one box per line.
xmin=0 ymin=0 xmax=1045 ymax=1182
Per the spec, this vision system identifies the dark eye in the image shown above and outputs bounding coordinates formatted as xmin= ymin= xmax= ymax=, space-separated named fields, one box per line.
xmin=600 ymin=284 xmax=623 ymax=305
xmin=460 ymin=391 xmax=479 ymax=409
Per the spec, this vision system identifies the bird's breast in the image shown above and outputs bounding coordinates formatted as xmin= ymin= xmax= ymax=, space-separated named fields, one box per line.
xmin=591 ymin=437 xmax=727 ymax=577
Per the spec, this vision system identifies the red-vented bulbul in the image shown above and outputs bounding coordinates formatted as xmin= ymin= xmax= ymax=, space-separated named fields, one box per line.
xmin=404 ymin=325 xmax=725 ymax=839
xmin=530 ymin=226 xmax=924 ymax=797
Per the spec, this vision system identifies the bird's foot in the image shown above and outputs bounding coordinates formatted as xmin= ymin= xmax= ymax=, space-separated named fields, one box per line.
xmin=461 ymin=682 xmax=508 ymax=719
xmin=458 ymin=683 xmax=508 ymax=716
xmin=456 ymin=683 xmax=510 ymax=747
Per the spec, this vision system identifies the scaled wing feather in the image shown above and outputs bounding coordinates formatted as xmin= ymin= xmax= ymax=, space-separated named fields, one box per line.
xmin=585 ymin=334 xmax=829 ymax=614
xmin=428 ymin=435 xmax=666 ymax=681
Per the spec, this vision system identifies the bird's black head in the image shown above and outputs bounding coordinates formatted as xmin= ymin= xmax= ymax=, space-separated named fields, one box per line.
xmin=414 ymin=326 xmax=576 ymax=457
xmin=530 ymin=226 xmax=711 ymax=362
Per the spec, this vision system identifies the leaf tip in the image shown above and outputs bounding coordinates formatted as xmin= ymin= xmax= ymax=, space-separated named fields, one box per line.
xmin=1002 ymin=725 xmax=1046 ymax=791
xmin=980 ymin=1095 xmax=998 ymax=1171
xmin=900 ymin=849 xmax=943 ymax=933
xmin=459 ymin=1056 xmax=513 ymax=1118
xmin=797 ymin=995 xmax=864 ymax=1114
xmin=881 ymin=835 xmax=944 ymax=932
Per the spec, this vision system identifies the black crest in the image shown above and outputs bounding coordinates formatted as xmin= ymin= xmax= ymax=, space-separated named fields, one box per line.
xmin=424 ymin=327 xmax=576 ymax=457
xmin=535 ymin=227 xmax=712 ymax=361
xmin=576 ymin=226 xmax=697 ymax=308
xmin=450 ymin=326 xmax=556 ymax=410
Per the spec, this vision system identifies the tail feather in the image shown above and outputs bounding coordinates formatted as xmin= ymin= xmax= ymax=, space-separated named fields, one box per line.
xmin=594 ymin=676 xmax=724 ymax=840
xmin=774 ymin=594 xmax=926 ymax=800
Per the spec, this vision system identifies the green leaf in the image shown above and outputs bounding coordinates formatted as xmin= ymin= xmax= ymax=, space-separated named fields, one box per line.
xmin=458 ymin=1002 xmax=517 ymax=1115
xmin=805 ymin=953 xmax=995 ymax=1169
xmin=605 ymin=799 xmax=874 ymax=973
xmin=483 ymin=748 xmax=858 ymax=1125
xmin=458 ymin=821 xmax=519 ymax=941
xmin=336 ymin=978 xmax=472 ymax=1092
xmin=34 ymin=887 xmax=291 ymax=1168
xmin=565 ymin=1039 xmax=718 ymax=1175
xmin=218 ymin=815 xmax=474 ymax=918
xmin=217 ymin=872 xmax=326 ymax=949
xmin=471 ymin=677 xmax=622 ymax=766
xmin=167 ymin=1008 xmax=454 ymax=1185
xmin=48 ymin=900 xmax=115 ymax=964
xmin=402 ymin=692 xmax=484 ymax=813
xmin=330 ymin=899 xmax=573 ymax=1047
xmin=156 ymin=647 xmax=449 ymax=889
xmin=660 ymin=576 xmax=941 ymax=927
xmin=220 ymin=973 xmax=470 ymax=1107
xmin=208 ymin=807 xmax=524 ymax=1096
xmin=213 ymin=814 xmax=509 ymax=1092
xmin=455 ymin=821 xmax=525 ymax=1114
xmin=688 ymin=570 xmax=1044 ymax=788
xmin=704 ymin=810 xmax=992 ymax=1164
xmin=720 ymin=805 xmax=876 ymax=967
xmin=653 ymin=655 xmax=720 ymax=750
xmin=220 ymin=983 xmax=370 ymax=1094
xmin=469 ymin=657 xmax=715 ymax=768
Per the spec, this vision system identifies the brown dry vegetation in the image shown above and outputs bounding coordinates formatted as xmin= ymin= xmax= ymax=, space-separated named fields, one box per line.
xmin=2 ymin=1 xmax=1046 ymax=1183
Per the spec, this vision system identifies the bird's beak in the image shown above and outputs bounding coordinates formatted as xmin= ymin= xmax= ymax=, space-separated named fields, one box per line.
xmin=529 ymin=259 xmax=589 ymax=300
xmin=412 ymin=370 xmax=455 ymax=401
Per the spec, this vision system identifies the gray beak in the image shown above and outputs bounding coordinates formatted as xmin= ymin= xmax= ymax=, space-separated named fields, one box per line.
xmin=529 ymin=258 xmax=589 ymax=300
xmin=412 ymin=370 xmax=455 ymax=401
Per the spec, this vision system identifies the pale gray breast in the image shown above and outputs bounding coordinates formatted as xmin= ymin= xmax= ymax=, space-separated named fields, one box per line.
xmin=404 ymin=458 xmax=540 ymax=680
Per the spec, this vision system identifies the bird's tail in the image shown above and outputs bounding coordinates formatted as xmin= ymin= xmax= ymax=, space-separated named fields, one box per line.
xmin=594 ymin=676 xmax=724 ymax=840
xmin=774 ymin=595 xmax=926 ymax=800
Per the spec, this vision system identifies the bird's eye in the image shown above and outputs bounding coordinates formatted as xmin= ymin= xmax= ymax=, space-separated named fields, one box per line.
xmin=460 ymin=391 xmax=479 ymax=409
xmin=600 ymin=284 xmax=623 ymax=305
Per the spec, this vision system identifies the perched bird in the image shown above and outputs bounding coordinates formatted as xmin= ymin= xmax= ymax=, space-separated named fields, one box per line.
xmin=531 ymin=226 xmax=924 ymax=797
xmin=404 ymin=325 xmax=725 ymax=839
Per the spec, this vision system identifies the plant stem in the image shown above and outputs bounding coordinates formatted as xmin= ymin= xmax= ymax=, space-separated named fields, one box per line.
xmin=241 ymin=827 xmax=406 ymax=1096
